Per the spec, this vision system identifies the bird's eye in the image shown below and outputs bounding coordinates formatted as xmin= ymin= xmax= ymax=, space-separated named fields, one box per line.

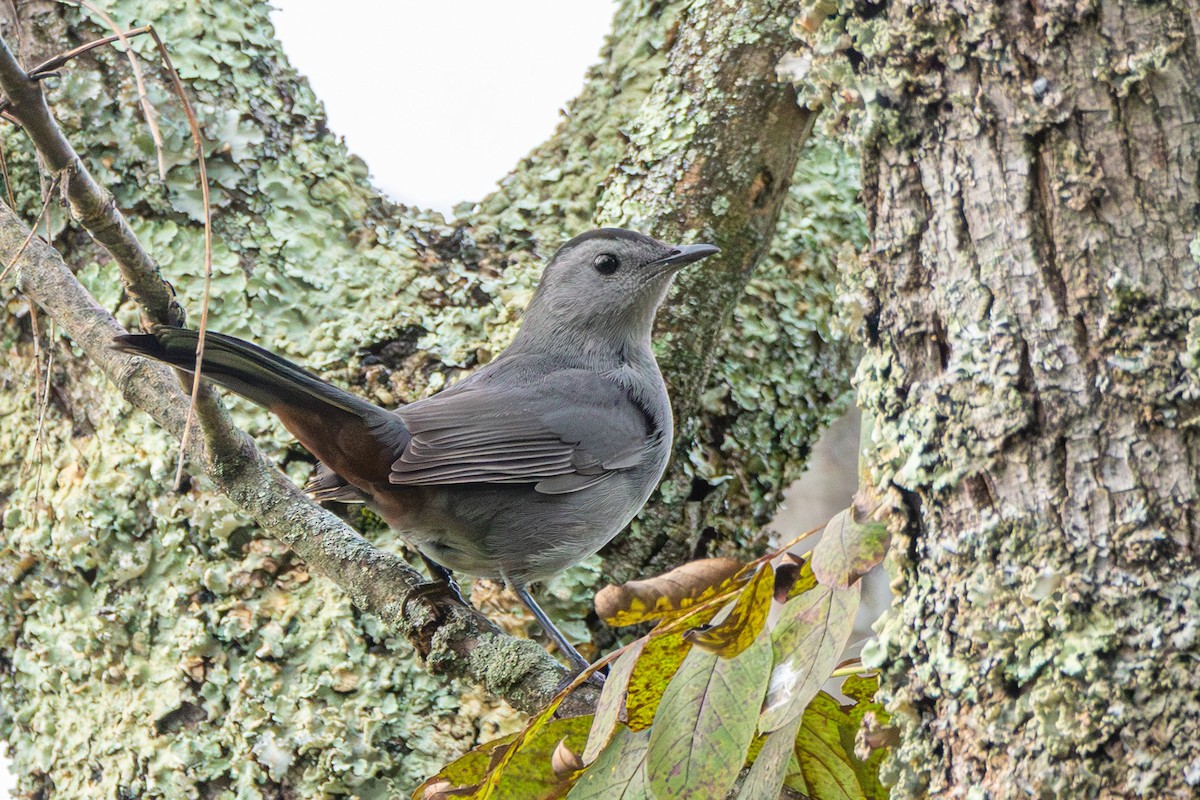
xmin=593 ymin=253 xmax=620 ymax=275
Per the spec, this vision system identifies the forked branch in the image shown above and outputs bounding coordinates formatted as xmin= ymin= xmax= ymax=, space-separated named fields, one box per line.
xmin=0 ymin=29 xmax=582 ymax=715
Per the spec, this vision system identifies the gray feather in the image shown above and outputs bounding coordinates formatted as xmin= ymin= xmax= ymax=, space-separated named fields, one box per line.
xmin=389 ymin=359 xmax=656 ymax=492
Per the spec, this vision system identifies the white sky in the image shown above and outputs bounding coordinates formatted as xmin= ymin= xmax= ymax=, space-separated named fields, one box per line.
xmin=0 ymin=3 xmax=616 ymax=795
xmin=271 ymin=0 xmax=617 ymax=214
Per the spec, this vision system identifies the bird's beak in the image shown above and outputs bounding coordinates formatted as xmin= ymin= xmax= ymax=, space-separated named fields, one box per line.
xmin=650 ymin=243 xmax=721 ymax=272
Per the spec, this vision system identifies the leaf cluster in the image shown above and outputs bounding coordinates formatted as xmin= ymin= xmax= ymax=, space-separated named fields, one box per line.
xmin=415 ymin=509 xmax=893 ymax=799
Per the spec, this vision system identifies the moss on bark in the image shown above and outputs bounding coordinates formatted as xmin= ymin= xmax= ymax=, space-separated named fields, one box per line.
xmin=0 ymin=0 xmax=860 ymax=795
xmin=816 ymin=0 xmax=1200 ymax=796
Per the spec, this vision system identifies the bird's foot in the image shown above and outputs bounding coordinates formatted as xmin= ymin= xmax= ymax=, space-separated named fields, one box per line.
xmin=409 ymin=577 xmax=469 ymax=608
xmin=418 ymin=554 xmax=469 ymax=607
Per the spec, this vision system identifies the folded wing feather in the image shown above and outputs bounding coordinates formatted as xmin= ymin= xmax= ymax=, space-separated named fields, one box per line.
xmin=391 ymin=368 xmax=654 ymax=495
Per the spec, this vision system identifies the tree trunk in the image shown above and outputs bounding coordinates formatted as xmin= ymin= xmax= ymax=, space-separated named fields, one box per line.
xmin=852 ymin=0 xmax=1200 ymax=796
xmin=0 ymin=0 xmax=859 ymax=796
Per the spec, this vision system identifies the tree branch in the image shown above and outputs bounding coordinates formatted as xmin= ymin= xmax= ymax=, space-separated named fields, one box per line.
xmin=0 ymin=32 xmax=182 ymax=327
xmin=604 ymin=0 xmax=816 ymax=415
xmin=0 ymin=63 xmax=588 ymax=711
xmin=0 ymin=203 xmax=586 ymax=713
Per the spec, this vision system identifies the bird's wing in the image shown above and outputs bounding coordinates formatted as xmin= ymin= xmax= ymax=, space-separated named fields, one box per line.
xmin=392 ymin=368 xmax=660 ymax=495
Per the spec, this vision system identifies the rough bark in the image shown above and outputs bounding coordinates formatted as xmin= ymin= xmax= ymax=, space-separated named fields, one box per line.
xmin=846 ymin=0 xmax=1200 ymax=796
xmin=0 ymin=0 xmax=861 ymax=797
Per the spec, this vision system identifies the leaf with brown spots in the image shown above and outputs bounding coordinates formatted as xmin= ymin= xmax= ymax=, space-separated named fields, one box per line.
xmin=567 ymin=726 xmax=650 ymax=800
xmin=811 ymin=507 xmax=890 ymax=589
xmin=646 ymin=632 xmax=773 ymax=799
xmin=623 ymin=629 xmax=693 ymax=732
xmin=759 ymin=581 xmax=860 ymax=733
xmin=594 ymin=557 xmax=746 ymax=627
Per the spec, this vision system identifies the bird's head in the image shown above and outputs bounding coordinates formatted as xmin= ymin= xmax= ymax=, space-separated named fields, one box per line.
xmin=514 ymin=228 xmax=719 ymax=354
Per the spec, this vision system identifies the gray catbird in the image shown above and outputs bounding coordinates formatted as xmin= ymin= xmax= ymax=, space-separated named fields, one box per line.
xmin=113 ymin=228 xmax=719 ymax=670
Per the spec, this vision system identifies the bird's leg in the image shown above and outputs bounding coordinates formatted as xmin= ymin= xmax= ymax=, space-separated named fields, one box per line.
xmin=510 ymin=582 xmax=598 ymax=676
xmin=416 ymin=552 xmax=468 ymax=607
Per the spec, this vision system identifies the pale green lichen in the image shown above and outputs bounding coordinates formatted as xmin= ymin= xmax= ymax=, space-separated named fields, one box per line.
xmin=704 ymin=136 xmax=864 ymax=520
xmin=1 ymin=0 xmax=863 ymax=795
xmin=856 ymin=311 xmax=1033 ymax=494
xmin=822 ymin=0 xmax=1200 ymax=795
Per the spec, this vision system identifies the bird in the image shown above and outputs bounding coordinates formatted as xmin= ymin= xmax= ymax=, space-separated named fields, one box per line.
xmin=112 ymin=228 xmax=719 ymax=671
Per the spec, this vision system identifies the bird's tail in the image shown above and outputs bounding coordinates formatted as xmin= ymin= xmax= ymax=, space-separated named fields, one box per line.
xmin=114 ymin=327 xmax=373 ymax=416
xmin=113 ymin=327 xmax=408 ymax=484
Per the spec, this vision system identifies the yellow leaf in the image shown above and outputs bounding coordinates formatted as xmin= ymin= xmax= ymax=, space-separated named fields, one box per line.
xmin=684 ymin=564 xmax=775 ymax=658
xmin=595 ymin=557 xmax=746 ymax=627
xmin=624 ymin=629 xmax=692 ymax=731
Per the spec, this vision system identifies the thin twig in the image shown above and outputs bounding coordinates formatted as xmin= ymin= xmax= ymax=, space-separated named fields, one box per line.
xmin=145 ymin=27 xmax=213 ymax=491
xmin=0 ymin=26 xmax=156 ymax=114
xmin=19 ymin=303 xmax=44 ymax=485
xmin=26 ymin=25 xmax=153 ymax=78
xmin=829 ymin=664 xmax=876 ymax=679
xmin=72 ymin=5 xmax=165 ymax=180
xmin=0 ymin=134 xmax=15 ymax=208
xmin=30 ymin=10 xmax=165 ymax=177
xmin=0 ymin=170 xmax=60 ymax=283
xmin=29 ymin=318 xmax=56 ymax=500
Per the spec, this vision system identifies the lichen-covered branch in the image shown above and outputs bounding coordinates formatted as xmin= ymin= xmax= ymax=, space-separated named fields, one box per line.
xmin=0 ymin=31 xmax=181 ymax=326
xmin=0 ymin=200 xmax=580 ymax=715
xmin=0 ymin=0 xmax=860 ymax=795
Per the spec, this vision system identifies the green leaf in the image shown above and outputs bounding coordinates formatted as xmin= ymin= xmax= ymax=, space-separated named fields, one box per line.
xmin=414 ymin=716 xmax=593 ymax=800
xmin=417 ymin=661 xmax=590 ymax=800
xmin=645 ymin=632 xmax=772 ymax=799
xmin=583 ymin=638 xmax=646 ymax=763
xmin=841 ymin=673 xmax=883 ymax=708
xmin=786 ymin=692 xmax=872 ymax=800
xmin=684 ymin=564 xmax=774 ymax=658
xmin=568 ymin=726 xmax=650 ymax=800
xmin=624 ymin=629 xmax=692 ymax=731
xmin=738 ymin=713 xmax=804 ymax=799
xmin=811 ymin=508 xmax=890 ymax=589
xmin=474 ymin=678 xmax=574 ymax=797
xmin=489 ymin=715 xmax=593 ymax=799
xmin=759 ymin=581 xmax=860 ymax=732
xmin=838 ymin=675 xmax=892 ymax=799
xmin=412 ymin=730 xmax=518 ymax=798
